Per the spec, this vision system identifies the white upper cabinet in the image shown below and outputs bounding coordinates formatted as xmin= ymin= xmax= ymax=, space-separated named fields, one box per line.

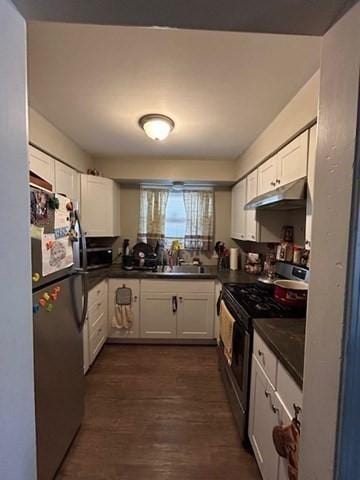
xmin=29 ymin=145 xmax=55 ymax=189
xmin=245 ymin=170 xmax=258 ymax=241
xmin=258 ymin=131 xmax=308 ymax=197
xmin=258 ymin=154 xmax=278 ymax=196
xmin=55 ymin=160 xmax=79 ymax=200
xmin=276 ymin=130 xmax=308 ymax=186
xmin=305 ymin=125 xmax=317 ymax=250
xmin=231 ymin=178 xmax=246 ymax=240
xmin=80 ymin=174 xmax=121 ymax=237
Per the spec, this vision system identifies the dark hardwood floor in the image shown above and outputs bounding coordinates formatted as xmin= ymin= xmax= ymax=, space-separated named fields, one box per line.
xmin=56 ymin=345 xmax=261 ymax=480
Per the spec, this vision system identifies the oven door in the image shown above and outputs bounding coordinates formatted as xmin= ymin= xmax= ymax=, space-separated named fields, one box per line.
xmin=231 ymin=319 xmax=251 ymax=413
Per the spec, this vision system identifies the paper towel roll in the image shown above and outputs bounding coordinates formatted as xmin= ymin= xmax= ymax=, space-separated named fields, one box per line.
xmin=230 ymin=248 xmax=239 ymax=271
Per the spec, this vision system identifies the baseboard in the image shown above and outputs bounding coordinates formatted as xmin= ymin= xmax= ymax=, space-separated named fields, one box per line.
xmin=106 ymin=338 xmax=217 ymax=345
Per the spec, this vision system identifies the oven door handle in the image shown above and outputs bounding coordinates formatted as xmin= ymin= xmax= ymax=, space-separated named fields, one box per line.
xmin=216 ymin=290 xmax=222 ymax=316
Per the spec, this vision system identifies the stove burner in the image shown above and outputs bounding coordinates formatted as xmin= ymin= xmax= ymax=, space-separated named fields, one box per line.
xmin=224 ymin=283 xmax=306 ymax=319
xmin=249 ymin=294 xmax=262 ymax=302
xmin=255 ymin=303 xmax=272 ymax=311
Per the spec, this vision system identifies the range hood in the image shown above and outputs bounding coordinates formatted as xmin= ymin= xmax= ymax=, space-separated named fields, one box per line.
xmin=245 ymin=177 xmax=307 ymax=210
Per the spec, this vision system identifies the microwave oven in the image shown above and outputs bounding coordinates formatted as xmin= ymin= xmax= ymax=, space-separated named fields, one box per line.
xmin=82 ymin=247 xmax=113 ymax=270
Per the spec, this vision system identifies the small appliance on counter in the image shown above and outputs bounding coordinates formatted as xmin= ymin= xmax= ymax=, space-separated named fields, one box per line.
xmin=244 ymin=252 xmax=262 ymax=274
xmin=122 ymin=242 xmax=159 ymax=271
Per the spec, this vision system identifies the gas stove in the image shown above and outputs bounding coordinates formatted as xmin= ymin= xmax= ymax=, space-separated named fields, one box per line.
xmin=223 ymin=283 xmax=306 ymax=328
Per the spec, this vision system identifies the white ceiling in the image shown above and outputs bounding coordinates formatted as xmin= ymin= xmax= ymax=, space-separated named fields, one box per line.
xmin=28 ymin=23 xmax=321 ymax=160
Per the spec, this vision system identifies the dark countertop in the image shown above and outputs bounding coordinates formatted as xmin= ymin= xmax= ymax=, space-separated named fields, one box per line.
xmin=87 ymin=267 xmax=110 ymax=290
xmin=88 ymin=264 xmax=259 ymax=288
xmin=253 ymin=317 xmax=306 ymax=388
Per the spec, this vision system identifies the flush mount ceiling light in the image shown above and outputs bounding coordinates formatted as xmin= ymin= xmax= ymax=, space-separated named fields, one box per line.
xmin=139 ymin=114 xmax=175 ymax=141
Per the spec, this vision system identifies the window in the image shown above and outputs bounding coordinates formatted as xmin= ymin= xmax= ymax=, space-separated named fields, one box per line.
xmin=138 ymin=187 xmax=214 ymax=251
xmin=164 ymin=191 xmax=186 ymax=247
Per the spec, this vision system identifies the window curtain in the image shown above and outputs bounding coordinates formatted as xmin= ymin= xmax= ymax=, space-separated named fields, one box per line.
xmin=183 ymin=190 xmax=214 ymax=251
xmin=138 ymin=188 xmax=169 ymax=248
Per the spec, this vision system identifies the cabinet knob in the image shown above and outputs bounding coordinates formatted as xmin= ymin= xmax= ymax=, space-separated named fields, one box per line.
xmin=134 ymin=295 xmax=138 ymax=301
xmin=258 ymin=349 xmax=263 ymax=357
xmin=179 ymin=297 xmax=183 ymax=301
xmin=271 ymin=404 xmax=279 ymax=414
xmin=264 ymin=389 xmax=270 ymax=399
xmin=270 ymin=181 xmax=276 ymax=187
xmin=276 ymin=179 xmax=281 ymax=184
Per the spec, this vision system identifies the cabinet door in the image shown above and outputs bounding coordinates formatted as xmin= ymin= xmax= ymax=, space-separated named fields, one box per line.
xmin=258 ymin=155 xmax=277 ymax=196
xmin=249 ymin=356 xmax=280 ymax=480
xmin=55 ymin=160 xmax=78 ymax=199
xmin=305 ymin=125 xmax=317 ymax=250
xmin=177 ymin=293 xmax=215 ymax=339
xmin=80 ymin=174 xmax=113 ymax=236
xmin=140 ymin=292 xmax=177 ymax=338
xmin=276 ymin=396 xmax=295 ymax=480
xmin=29 ymin=145 xmax=55 ymax=188
xmin=277 ymin=130 xmax=308 ymax=187
xmin=245 ymin=170 xmax=259 ymax=241
xmin=231 ymin=179 xmax=246 ymax=240
xmin=108 ymin=279 xmax=140 ymax=338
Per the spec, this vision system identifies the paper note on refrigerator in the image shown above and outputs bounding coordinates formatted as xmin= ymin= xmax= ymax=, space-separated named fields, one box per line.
xmin=41 ymin=233 xmax=74 ymax=277
xmin=54 ymin=195 xmax=71 ymax=238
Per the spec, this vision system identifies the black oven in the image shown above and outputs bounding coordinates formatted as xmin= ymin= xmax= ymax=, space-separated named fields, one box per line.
xmin=218 ymin=295 xmax=252 ymax=446
xmin=231 ymin=320 xmax=251 ymax=413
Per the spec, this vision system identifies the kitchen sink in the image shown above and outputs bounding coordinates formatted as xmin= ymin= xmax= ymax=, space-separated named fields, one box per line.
xmin=161 ymin=265 xmax=209 ymax=274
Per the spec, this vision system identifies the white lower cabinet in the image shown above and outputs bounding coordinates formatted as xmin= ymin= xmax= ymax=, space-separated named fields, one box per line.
xmin=141 ymin=280 xmax=215 ymax=340
xmin=108 ymin=279 xmax=140 ymax=339
xmin=141 ymin=292 xmax=177 ymax=338
xmin=177 ymin=292 xmax=215 ymax=339
xmin=249 ymin=332 xmax=303 ymax=480
xmin=82 ymin=310 xmax=90 ymax=374
xmin=249 ymin=356 xmax=280 ymax=480
xmin=83 ymin=279 xmax=108 ymax=372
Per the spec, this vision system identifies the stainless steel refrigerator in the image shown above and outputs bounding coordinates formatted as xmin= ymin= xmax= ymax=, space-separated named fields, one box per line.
xmin=31 ymin=187 xmax=88 ymax=480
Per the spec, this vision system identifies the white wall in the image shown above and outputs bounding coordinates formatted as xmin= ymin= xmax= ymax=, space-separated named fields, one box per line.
xmin=0 ymin=1 xmax=37 ymax=478
xmin=29 ymin=106 xmax=94 ymax=172
xmin=95 ymin=156 xmax=235 ymax=183
xmin=299 ymin=3 xmax=360 ymax=479
xmin=235 ymin=71 xmax=320 ymax=180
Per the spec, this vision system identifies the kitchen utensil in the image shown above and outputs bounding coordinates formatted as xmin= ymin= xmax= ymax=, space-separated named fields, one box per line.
xmin=273 ymin=279 xmax=308 ymax=307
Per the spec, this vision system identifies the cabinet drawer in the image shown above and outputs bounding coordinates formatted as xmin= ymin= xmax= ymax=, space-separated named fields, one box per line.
xmin=88 ymin=300 xmax=106 ymax=333
xmin=89 ymin=316 xmax=106 ymax=361
xmin=276 ymin=361 xmax=302 ymax=418
xmin=253 ymin=332 xmax=277 ymax=387
xmin=88 ymin=280 xmax=107 ymax=307
xmin=141 ymin=279 xmax=214 ymax=294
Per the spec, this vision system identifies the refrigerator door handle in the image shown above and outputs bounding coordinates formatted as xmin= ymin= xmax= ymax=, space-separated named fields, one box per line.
xmin=75 ymin=210 xmax=88 ymax=330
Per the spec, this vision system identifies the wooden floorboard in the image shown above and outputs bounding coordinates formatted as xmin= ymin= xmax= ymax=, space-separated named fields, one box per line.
xmin=56 ymin=345 xmax=261 ymax=480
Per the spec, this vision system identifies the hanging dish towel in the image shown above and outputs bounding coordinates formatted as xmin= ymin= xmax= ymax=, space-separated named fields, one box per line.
xmin=273 ymin=419 xmax=300 ymax=480
xmin=219 ymin=300 xmax=235 ymax=365
xmin=112 ymin=304 xmax=134 ymax=330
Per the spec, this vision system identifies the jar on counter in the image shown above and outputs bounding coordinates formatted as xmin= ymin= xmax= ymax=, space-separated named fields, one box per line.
xmin=293 ymin=246 xmax=303 ymax=265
